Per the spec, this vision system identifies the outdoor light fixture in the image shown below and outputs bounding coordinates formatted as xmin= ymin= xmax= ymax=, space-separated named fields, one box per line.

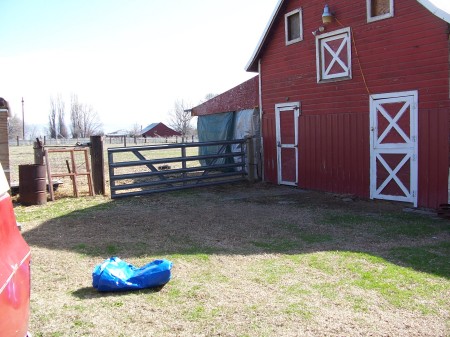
xmin=322 ymin=4 xmax=334 ymax=24
xmin=312 ymin=26 xmax=325 ymax=36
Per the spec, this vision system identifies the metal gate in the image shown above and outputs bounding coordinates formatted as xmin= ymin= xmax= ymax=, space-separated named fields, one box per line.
xmin=108 ymin=139 xmax=248 ymax=198
xmin=370 ymin=91 xmax=418 ymax=207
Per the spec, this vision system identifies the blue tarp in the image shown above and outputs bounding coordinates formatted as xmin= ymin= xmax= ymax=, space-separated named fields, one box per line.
xmin=197 ymin=112 xmax=234 ymax=166
xmin=92 ymin=257 xmax=172 ymax=292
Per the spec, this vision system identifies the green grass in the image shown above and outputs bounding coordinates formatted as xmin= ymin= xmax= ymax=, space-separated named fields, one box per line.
xmin=14 ymin=195 xmax=112 ymax=222
xmin=321 ymin=210 xmax=449 ymax=238
xmin=15 ymin=180 xmax=450 ymax=336
xmin=389 ymin=242 xmax=450 ymax=278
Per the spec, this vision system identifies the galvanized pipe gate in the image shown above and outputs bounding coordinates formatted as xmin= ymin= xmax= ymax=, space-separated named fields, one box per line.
xmin=108 ymin=139 xmax=249 ymax=198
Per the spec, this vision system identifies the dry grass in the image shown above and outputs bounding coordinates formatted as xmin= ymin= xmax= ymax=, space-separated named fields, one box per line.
xmin=13 ymin=182 xmax=450 ymax=337
xmin=9 ymin=145 xmax=450 ymax=336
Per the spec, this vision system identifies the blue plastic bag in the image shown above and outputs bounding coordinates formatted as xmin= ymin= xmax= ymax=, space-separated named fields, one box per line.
xmin=92 ymin=257 xmax=172 ymax=292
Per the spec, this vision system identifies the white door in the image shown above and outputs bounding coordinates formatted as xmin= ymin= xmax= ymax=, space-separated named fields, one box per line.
xmin=370 ymin=91 xmax=418 ymax=206
xmin=275 ymin=102 xmax=300 ymax=186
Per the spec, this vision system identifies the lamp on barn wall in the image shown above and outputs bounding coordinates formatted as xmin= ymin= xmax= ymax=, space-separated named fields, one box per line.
xmin=322 ymin=4 xmax=334 ymax=24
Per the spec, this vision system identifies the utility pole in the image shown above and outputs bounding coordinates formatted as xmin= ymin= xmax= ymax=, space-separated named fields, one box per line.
xmin=21 ymin=97 xmax=25 ymax=139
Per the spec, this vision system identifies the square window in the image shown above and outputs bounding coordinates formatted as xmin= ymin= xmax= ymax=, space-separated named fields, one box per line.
xmin=367 ymin=0 xmax=394 ymax=22
xmin=316 ymin=27 xmax=352 ymax=83
xmin=285 ymin=9 xmax=303 ymax=45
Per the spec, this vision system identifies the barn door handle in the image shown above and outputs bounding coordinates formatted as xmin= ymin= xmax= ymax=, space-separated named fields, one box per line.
xmin=277 ymin=141 xmax=281 ymax=147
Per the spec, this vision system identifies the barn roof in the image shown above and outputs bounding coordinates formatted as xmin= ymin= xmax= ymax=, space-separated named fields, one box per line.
xmin=191 ymin=76 xmax=259 ymax=116
xmin=141 ymin=123 xmax=159 ymax=134
xmin=245 ymin=0 xmax=450 ymax=72
xmin=106 ymin=129 xmax=128 ymax=137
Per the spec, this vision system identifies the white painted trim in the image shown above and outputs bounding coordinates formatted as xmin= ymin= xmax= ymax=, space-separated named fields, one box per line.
xmin=367 ymin=0 xmax=394 ymax=23
xmin=258 ymin=59 xmax=265 ymax=182
xmin=316 ymin=27 xmax=352 ymax=83
xmin=416 ymin=0 xmax=450 ymax=23
xmin=285 ymin=8 xmax=303 ymax=45
xmin=275 ymin=102 xmax=300 ymax=186
xmin=245 ymin=0 xmax=284 ymax=72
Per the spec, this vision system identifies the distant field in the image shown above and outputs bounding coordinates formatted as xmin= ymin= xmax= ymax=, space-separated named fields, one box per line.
xmin=9 ymin=143 xmax=199 ymax=198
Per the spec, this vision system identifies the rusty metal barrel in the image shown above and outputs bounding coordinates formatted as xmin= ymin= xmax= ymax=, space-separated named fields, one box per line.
xmin=19 ymin=164 xmax=47 ymax=206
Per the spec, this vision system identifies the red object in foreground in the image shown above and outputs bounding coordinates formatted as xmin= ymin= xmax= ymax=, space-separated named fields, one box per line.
xmin=0 ymin=164 xmax=31 ymax=337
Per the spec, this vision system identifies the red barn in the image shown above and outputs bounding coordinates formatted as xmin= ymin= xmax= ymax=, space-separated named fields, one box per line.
xmin=191 ymin=76 xmax=259 ymax=116
xmin=245 ymin=0 xmax=449 ymax=209
xmin=141 ymin=123 xmax=181 ymax=138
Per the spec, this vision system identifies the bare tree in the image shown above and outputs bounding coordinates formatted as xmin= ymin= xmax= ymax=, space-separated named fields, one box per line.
xmin=26 ymin=123 xmax=42 ymax=140
xmin=48 ymin=99 xmax=57 ymax=138
xmin=49 ymin=94 xmax=68 ymax=139
xmin=168 ymin=99 xmax=193 ymax=141
xmin=203 ymin=93 xmax=217 ymax=102
xmin=70 ymin=94 xmax=103 ymax=138
xmin=128 ymin=123 xmax=142 ymax=137
xmin=8 ymin=114 xmax=22 ymax=140
xmin=56 ymin=95 xmax=69 ymax=138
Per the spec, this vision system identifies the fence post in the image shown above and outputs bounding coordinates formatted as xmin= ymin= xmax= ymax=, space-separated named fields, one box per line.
xmin=33 ymin=139 xmax=44 ymax=165
xmin=90 ymin=135 xmax=106 ymax=195
xmin=246 ymin=137 xmax=255 ymax=183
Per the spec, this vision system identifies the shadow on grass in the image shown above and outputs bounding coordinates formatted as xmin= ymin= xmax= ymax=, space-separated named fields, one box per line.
xmin=72 ymin=285 xmax=166 ymax=299
xmin=20 ymin=183 xmax=450 ymax=279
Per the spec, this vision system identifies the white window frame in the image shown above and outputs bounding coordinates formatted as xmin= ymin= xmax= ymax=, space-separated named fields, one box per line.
xmin=285 ymin=8 xmax=303 ymax=45
xmin=316 ymin=27 xmax=352 ymax=83
xmin=367 ymin=0 xmax=394 ymax=23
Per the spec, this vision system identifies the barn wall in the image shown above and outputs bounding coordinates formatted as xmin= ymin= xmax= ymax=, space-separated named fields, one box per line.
xmin=0 ymin=110 xmax=10 ymax=184
xmin=258 ymin=0 xmax=449 ymax=208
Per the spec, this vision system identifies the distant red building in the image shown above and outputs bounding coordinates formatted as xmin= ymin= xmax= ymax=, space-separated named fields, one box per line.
xmin=141 ymin=123 xmax=181 ymax=138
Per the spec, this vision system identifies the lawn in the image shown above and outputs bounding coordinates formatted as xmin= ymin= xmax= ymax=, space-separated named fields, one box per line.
xmin=13 ymin=182 xmax=450 ymax=337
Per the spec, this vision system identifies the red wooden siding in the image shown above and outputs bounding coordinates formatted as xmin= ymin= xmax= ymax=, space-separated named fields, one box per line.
xmin=191 ymin=76 xmax=259 ymax=116
xmin=418 ymin=108 xmax=449 ymax=208
xmin=299 ymin=112 xmax=369 ymax=197
xmin=255 ymin=0 xmax=449 ymax=208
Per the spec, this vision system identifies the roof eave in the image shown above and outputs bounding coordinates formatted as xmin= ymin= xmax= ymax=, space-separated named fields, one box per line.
xmin=245 ymin=0 xmax=450 ymax=73
xmin=245 ymin=0 xmax=285 ymax=73
xmin=416 ymin=0 xmax=450 ymax=23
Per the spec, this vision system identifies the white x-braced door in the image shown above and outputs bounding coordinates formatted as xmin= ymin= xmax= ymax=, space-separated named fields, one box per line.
xmin=370 ymin=91 xmax=418 ymax=207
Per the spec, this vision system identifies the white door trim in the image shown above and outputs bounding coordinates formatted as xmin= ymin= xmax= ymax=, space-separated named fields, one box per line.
xmin=275 ymin=102 xmax=300 ymax=186
xmin=369 ymin=90 xmax=418 ymax=207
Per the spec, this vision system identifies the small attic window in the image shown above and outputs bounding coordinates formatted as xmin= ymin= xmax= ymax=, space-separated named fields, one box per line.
xmin=285 ymin=8 xmax=303 ymax=45
xmin=367 ymin=0 xmax=394 ymax=22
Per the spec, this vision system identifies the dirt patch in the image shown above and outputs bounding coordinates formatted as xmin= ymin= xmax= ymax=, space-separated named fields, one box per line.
xmin=19 ymin=182 xmax=450 ymax=337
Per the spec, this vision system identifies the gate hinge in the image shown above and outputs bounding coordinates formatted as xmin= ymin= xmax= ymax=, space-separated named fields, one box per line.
xmin=412 ymin=190 xmax=417 ymax=198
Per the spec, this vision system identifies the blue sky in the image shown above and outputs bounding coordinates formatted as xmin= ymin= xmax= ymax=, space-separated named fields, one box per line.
xmin=0 ymin=0 xmax=276 ymax=133
xmin=1 ymin=0 xmax=449 ymax=134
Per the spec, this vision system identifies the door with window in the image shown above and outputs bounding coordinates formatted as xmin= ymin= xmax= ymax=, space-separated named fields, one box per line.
xmin=370 ymin=91 xmax=418 ymax=206
xmin=275 ymin=102 xmax=300 ymax=186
